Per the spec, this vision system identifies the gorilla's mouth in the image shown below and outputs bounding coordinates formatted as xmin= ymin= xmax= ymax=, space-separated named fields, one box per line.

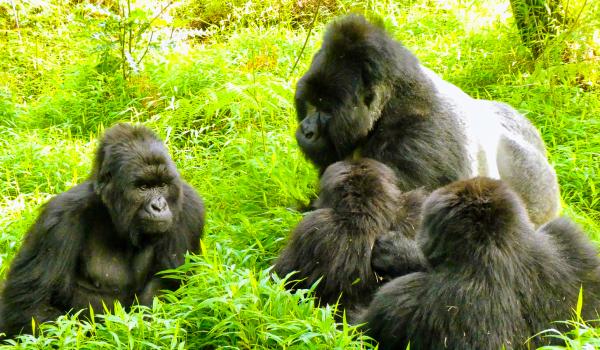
xmin=140 ymin=217 xmax=172 ymax=234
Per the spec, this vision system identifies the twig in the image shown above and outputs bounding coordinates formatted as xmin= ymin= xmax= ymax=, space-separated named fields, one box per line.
xmin=289 ymin=1 xmax=321 ymax=77
xmin=9 ymin=0 xmax=22 ymax=44
xmin=135 ymin=1 xmax=174 ymax=39
xmin=120 ymin=2 xmax=127 ymax=81
xmin=137 ymin=31 xmax=155 ymax=66
xmin=128 ymin=0 xmax=133 ymax=57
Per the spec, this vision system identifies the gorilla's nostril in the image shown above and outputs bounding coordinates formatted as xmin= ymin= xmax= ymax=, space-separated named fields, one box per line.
xmin=305 ymin=131 xmax=314 ymax=139
xmin=150 ymin=197 xmax=167 ymax=213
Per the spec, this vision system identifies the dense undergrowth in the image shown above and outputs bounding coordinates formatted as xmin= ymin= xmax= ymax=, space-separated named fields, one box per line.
xmin=0 ymin=0 xmax=599 ymax=348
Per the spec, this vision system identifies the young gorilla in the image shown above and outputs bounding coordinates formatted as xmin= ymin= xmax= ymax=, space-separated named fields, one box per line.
xmin=361 ymin=177 xmax=600 ymax=350
xmin=274 ymin=159 xmax=427 ymax=317
xmin=0 ymin=124 xmax=205 ymax=338
xmin=295 ymin=14 xmax=560 ymax=226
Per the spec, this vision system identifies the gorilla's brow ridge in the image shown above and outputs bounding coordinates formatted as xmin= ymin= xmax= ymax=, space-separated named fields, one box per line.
xmin=136 ymin=164 xmax=174 ymax=184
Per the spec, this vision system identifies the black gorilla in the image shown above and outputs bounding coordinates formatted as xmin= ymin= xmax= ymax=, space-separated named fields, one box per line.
xmin=0 ymin=124 xmax=205 ymax=337
xmin=295 ymin=14 xmax=559 ymax=226
xmin=274 ymin=159 xmax=427 ymax=316
xmin=360 ymin=177 xmax=600 ymax=350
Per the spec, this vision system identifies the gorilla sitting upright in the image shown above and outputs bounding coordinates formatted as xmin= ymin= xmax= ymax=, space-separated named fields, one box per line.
xmin=360 ymin=177 xmax=600 ymax=350
xmin=274 ymin=159 xmax=428 ymax=317
xmin=0 ymin=123 xmax=205 ymax=337
xmin=294 ymin=14 xmax=559 ymax=226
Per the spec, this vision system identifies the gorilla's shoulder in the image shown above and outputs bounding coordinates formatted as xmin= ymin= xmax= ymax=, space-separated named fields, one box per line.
xmin=181 ymin=181 xmax=204 ymax=203
xmin=43 ymin=181 xmax=99 ymax=216
xmin=24 ymin=182 xmax=100 ymax=240
xmin=178 ymin=181 xmax=206 ymax=227
xmin=540 ymin=216 xmax=600 ymax=265
xmin=540 ymin=216 xmax=582 ymax=235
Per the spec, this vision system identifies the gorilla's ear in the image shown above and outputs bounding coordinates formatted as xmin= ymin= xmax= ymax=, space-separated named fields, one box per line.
xmin=93 ymin=170 xmax=111 ymax=195
xmin=92 ymin=144 xmax=112 ymax=195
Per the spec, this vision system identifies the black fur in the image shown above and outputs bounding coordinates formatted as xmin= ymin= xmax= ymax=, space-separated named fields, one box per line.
xmin=295 ymin=14 xmax=467 ymax=187
xmin=371 ymin=188 xmax=428 ymax=282
xmin=274 ymin=159 xmax=427 ymax=316
xmin=360 ymin=177 xmax=600 ymax=350
xmin=0 ymin=124 xmax=205 ymax=337
xmin=294 ymin=14 xmax=560 ymax=226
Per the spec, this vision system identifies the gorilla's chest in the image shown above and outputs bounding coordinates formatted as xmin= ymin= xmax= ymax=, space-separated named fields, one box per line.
xmin=81 ymin=244 xmax=154 ymax=289
xmin=73 ymin=232 xmax=155 ymax=309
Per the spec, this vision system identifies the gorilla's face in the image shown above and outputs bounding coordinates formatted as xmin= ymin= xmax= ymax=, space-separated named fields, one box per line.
xmin=95 ymin=133 xmax=183 ymax=245
xmin=120 ymin=157 xmax=181 ymax=235
xmin=294 ymin=50 xmax=389 ymax=170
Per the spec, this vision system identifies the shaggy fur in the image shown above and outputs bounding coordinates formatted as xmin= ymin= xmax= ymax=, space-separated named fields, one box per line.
xmin=294 ymin=14 xmax=560 ymax=226
xmin=0 ymin=124 xmax=205 ymax=337
xmin=274 ymin=159 xmax=427 ymax=316
xmin=360 ymin=177 xmax=600 ymax=350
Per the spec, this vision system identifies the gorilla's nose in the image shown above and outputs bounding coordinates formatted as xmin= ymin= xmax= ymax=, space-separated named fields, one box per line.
xmin=149 ymin=197 xmax=168 ymax=214
xmin=301 ymin=116 xmax=319 ymax=140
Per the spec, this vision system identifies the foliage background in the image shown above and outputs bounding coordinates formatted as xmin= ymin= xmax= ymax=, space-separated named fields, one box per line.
xmin=0 ymin=0 xmax=599 ymax=348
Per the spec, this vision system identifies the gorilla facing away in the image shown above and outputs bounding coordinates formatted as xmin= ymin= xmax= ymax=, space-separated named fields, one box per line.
xmin=295 ymin=14 xmax=560 ymax=226
xmin=0 ymin=124 xmax=205 ymax=338
xmin=360 ymin=177 xmax=600 ymax=350
xmin=274 ymin=159 xmax=427 ymax=316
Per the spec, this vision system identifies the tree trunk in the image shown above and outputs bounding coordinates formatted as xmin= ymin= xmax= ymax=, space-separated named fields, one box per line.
xmin=510 ymin=0 xmax=565 ymax=58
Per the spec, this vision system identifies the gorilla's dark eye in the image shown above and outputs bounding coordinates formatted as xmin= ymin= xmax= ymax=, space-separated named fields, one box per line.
xmin=135 ymin=179 xmax=151 ymax=190
xmin=136 ymin=179 xmax=170 ymax=190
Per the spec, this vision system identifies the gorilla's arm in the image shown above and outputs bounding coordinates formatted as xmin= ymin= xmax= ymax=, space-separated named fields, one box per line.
xmin=0 ymin=186 xmax=88 ymax=336
xmin=273 ymin=210 xmax=333 ymax=287
xmin=139 ymin=183 xmax=205 ymax=305
xmin=390 ymin=188 xmax=427 ymax=237
xmin=371 ymin=232 xmax=429 ymax=282
xmin=360 ymin=272 xmax=427 ymax=349
xmin=371 ymin=188 xmax=428 ymax=281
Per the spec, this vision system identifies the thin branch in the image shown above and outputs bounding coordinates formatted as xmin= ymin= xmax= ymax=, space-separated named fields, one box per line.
xmin=135 ymin=1 xmax=174 ymax=39
xmin=9 ymin=0 xmax=22 ymax=44
xmin=120 ymin=2 xmax=127 ymax=81
xmin=128 ymin=0 xmax=133 ymax=57
xmin=136 ymin=30 xmax=155 ymax=66
xmin=289 ymin=2 xmax=321 ymax=77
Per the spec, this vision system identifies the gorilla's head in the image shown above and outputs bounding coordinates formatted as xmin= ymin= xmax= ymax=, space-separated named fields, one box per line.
xmin=419 ymin=177 xmax=532 ymax=266
xmin=295 ymin=14 xmax=417 ymax=170
xmin=316 ymin=158 xmax=401 ymax=230
xmin=92 ymin=124 xmax=183 ymax=245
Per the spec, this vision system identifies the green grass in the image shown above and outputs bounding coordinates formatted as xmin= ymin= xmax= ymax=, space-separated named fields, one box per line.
xmin=0 ymin=0 xmax=599 ymax=348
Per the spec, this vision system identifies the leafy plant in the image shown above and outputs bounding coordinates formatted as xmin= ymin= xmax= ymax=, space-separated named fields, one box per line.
xmin=81 ymin=0 xmax=171 ymax=82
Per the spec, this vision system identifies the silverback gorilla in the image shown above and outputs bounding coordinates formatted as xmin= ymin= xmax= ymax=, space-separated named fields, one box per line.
xmin=361 ymin=177 xmax=600 ymax=350
xmin=295 ymin=14 xmax=559 ymax=226
xmin=0 ymin=124 xmax=205 ymax=337
xmin=274 ymin=159 xmax=427 ymax=317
